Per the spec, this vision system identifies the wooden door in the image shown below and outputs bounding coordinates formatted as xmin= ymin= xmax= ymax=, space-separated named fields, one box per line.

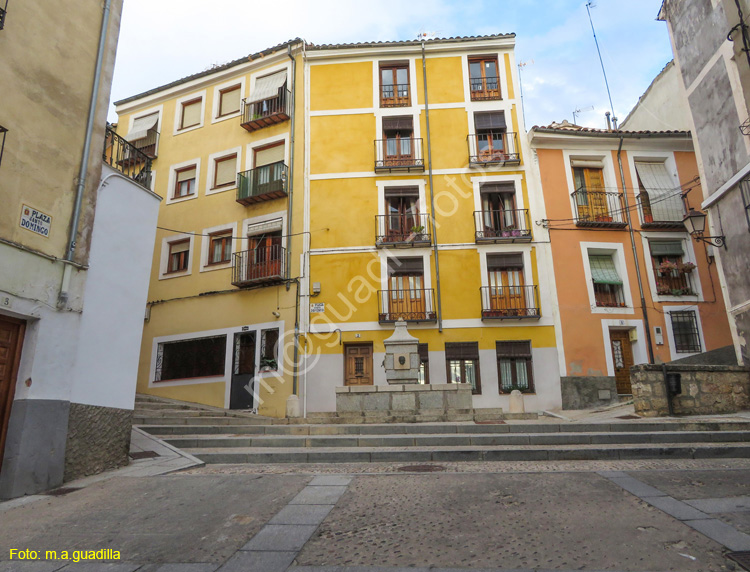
xmin=386 ymin=196 xmax=418 ymax=241
xmin=489 ymin=269 xmax=526 ymax=314
xmin=389 ymin=274 xmax=425 ymax=320
xmin=344 ymin=344 xmax=373 ymax=386
xmin=0 ymin=315 xmax=25 ymax=473
xmin=248 ymin=234 xmax=282 ymax=278
xmin=609 ymin=329 xmax=634 ymax=394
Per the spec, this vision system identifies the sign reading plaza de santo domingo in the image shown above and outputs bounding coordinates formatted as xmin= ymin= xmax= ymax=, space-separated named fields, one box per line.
xmin=19 ymin=204 xmax=52 ymax=237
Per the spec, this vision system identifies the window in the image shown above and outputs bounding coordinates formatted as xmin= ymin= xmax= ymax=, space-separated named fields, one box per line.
xmin=174 ymin=165 xmax=197 ymax=198
xmin=479 ymin=182 xmax=521 ymax=237
xmin=485 ymin=253 xmax=529 ymax=317
xmin=208 ymin=231 xmax=232 ymax=265
xmin=473 ymin=112 xmax=507 ymax=162
xmin=386 ymin=257 xmax=427 ymax=321
xmin=445 ymin=342 xmax=480 ymax=394
xmin=418 ymin=343 xmax=430 ymax=384
xmin=468 ymin=56 xmax=500 ymax=100
xmin=260 ymin=328 xmax=279 ymax=371
xmin=382 ymin=116 xmax=414 ymax=166
xmin=670 ymin=310 xmax=701 ymax=353
xmin=180 ymin=98 xmax=203 ymax=130
xmin=589 ymin=254 xmax=626 ymax=307
xmin=155 ymin=335 xmax=226 ymax=382
xmin=380 ymin=63 xmax=409 ymax=107
xmin=496 ymin=341 xmax=534 ymax=393
xmin=127 ymin=112 xmax=159 ymax=157
xmin=573 ymin=167 xmax=611 ymax=221
xmin=635 ymin=162 xmax=684 ymax=224
xmin=167 ymin=240 xmax=190 ymax=273
xmin=383 ymin=187 xmax=420 ymax=242
xmin=213 ymin=154 xmax=237 ymax=190
xmin=248 ymin=231 xmax=283 ymax=278
xmin=649 ymin=240 xmax=693 ymax=296
xmin=245 ymin=71 xmax=288 ymax=123
xmin=218 ymin=85 xmax=241 ymax=117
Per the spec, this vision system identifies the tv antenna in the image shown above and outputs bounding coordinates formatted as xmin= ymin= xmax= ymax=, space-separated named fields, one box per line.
xmin=586 ymin=1 xmax=618 ymax=128
xmin=572 ymin=105 xmax=594 ymax=124
xmin=518 ymin=60 xmax=534 ymax=127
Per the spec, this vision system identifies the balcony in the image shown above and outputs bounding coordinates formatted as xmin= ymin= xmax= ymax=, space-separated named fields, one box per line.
xmin=374 ymin=138 xmax=424 ymax=172
xmin=232 ymin=245 xmax=287 ymax=288
xmin=378 ymin=288 xmax=437 ymax=323
xmin=375 ymin=213 xmax=431 ymax=248
xmin=638 ymin=192 xmax=686 ymax=229
xmin=236 ymin=162 xmax=288 ymax=206
xmin=572 ymin=188 xmax=628 ymax=228
xmin=467 ymin=133 xmax=521 ymax=167
xmin=469 ymin=76 xmax=501 ymax=101
xmin=654 ymin=266 xmax=696 ymax=297
xmin=102 ymin=126 xmax=152 ymax=189
xmin=594 ymin=283 xmax=627 ymax=308
xmin=240 ymin=89 xmax=291 ymax=133
xmin=480 ymin=285 xmax=540 ymax=320
xmin=381 ymin=84 xmax=410 ymax=107
xmin=474 ymin=210 xmax=532 ymax=243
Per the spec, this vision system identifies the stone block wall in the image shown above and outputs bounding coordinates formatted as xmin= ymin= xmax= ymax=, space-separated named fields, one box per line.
xmin=560 ymin=376 xmax=620 ymax=410
xmin=630 ymin=364 xmax=750 ymax=417
xmin=336 ymin=384 xmax=473 ymax=415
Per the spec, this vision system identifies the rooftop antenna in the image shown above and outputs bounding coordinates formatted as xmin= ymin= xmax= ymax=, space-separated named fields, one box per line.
xmin=518 ymin=60 xmax=533 ymax=127
xmin=585 ymin=1 xmax=618 ymax=129
xmin=572 ymin=105 xmax=594 ymax=124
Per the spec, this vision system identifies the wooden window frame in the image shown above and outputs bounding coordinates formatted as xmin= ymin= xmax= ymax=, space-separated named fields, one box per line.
xmin=179 ymin=97 xmax=203 ymax=130
xmin=217 ymin=85 xmax=241 ymax=118
xmin=445 ymin=342 xmax=481 ymax=395
xmin=379 ymin=64 xmax=410 ymax=107
xmin=468 ymin=56 xmax=501 ymax=100
xmin=207 ymin=231 xmax=233 ymax=266
xmin=166 ymin=239 xmax=190 ymax=274
xmin=173 ymin=165 xmax=197 ymax=199
xmin=212 ymin=153 xmax=238 ymax=190
xmin=496 ymin=341 xmax=534 ymax=393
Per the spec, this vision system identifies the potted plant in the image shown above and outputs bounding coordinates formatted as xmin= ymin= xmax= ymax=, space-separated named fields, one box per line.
xmin=259 ymin=357 xmax=277 ymax=372
xmin=656 ymin=282 xmax=671 ymax=295
xmin=658 ymin=260 xmax=679 ymax=275
xmin=409 ymin=225 xmax=426 ymax=241
xmin=678 ymin=261 xmax=696 ymax=274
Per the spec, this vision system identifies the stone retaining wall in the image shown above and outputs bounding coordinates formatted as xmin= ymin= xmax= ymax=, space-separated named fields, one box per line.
xmin=560 ymin=376 xmax=620 ymax=410
xmin=630 ymin=364 xmax=750 ymax=417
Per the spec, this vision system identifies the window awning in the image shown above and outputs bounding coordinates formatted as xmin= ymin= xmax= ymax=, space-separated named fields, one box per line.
xmin=247 ymin=218 xmax=283 ymax=236
xmin=445 ymin=342 xmax=479 ymax=360
xmin=127 ymin=113 xmax=158 ymax=142
xmin=589 ymin=255 xmax=622 ymax=285
xmin=474 ymin=111 xmax=506 ymax=130
xmin=635 ymin=161 xmax=684 ymax=222
xmin=387 ymin=257 xmax=423 ymax=275
xmin=487 ymin=253 xmax=524 ymax=269
xmin=480 ymin=182 xmax=515 ymax=195
xmin=649 ymin=240 xmax=683 ymax=257
xmin=249 ymin=71 xmax=287 ymax=103
xmin=383 ymin=116 xmax=413 ymax=131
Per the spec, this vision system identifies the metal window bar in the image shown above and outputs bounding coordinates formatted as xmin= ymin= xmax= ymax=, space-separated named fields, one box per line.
xmin=380 ymin=83 xmax=410 ymax=107
xmin=652 ymin=259 xmax=695 ymax=296
xmin=593 ymin=282 xmax=626 ymax=308
xmin=102 ymin=126 xmax=153 ymax=189
xmin=375 ymin=213 xmax=431 ymax=246
xmin=240 ymin=89 xmax=291 ymax=132
xmin=236 ymin=162 xmax=288 ymax=203
xmin=480 ymin=285 xmax=540 ymax=319
xmin=155 ymin=335 xmax=227 ymax=382
xmin=469 ymin=76 xmax=501 ymax=100
xmin=572 ymin=187 xmax=627 ymax=227
xmin=473 ymin=209 xmax=531 ymax=241
xmin=377 ymin=288 xmax=437 ymax=322
xmin=670 ymin=311 xmax=702 ymax=353
xmin=232 ymin=244 xmax=287 ymax=286
xmin=374 ymin=138 xmax=424 ymax=171
xmin=467 ymin=132 xmax=520 ymax=165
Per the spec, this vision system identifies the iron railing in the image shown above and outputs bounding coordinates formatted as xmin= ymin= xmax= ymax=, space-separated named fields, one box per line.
xmin=232 ymin=244 xmax=287 ymax=287
xmin=377 ymin=288 xmax=437 ymax=323
xmin=480 ymin=285 xmax=540 ymax=319
xmin=593 ymin=283 xmax=627 ymax=308
xmin=102 ymin=126 xmax=152 ymax=189
xmin=654 ymin=266 xmax=695 ymax=296
xmin=469 ymin=76 xmax=501 ymax=100
xmin=375 ymin=213 xmax=431 ymax=246
xmin=240 ymin=89 xmax=291 ymax=132
xmin=374 ymin=138 xmax=424 ymax=171
xmin=474 ymin=209 xmax=532 ymax=242
xmin=381 ymin=84 xmax=410 ymax=107
xmin=637 ymin=191 xmax=686 ymax=228
xmin=236 ymin=162 xmax=288 ymax=205
xmin=572 ymin=187 xmax=628 ymax=228
xmin=467 ymin=132 xmax=521 ymax=166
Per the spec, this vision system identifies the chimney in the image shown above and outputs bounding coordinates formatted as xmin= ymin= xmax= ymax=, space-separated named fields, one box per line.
xmin=605 ymin=112 xmax=612 ymax=130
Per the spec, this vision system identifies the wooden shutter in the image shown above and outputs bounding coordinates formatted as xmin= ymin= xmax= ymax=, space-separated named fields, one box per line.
xmin=219 ymin=86 xmax=241 ymax=116
xmin=445 ymin=342 xmax=479 ymax=360
xmin=487 ymin=253 xmax=524 ymax=269
xmin=496 ymin=340 xmax=532 ymax=358
xmin=181 ymin=99 xmax=202 ymax=128
xmin=383 ymin=116 xmax=413 ymax=131
xmin=215 ymin=156 xmax=236 ymax=187
xmin=387 ymin=257 xmax=423 ymax=275
xmin=474 ymin=112 xmax=506 ymax=130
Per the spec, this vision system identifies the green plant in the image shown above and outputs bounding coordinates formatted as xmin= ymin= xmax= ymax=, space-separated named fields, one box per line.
xmin=259 ymin=357 xmax=277 ymax=370
xmin=410 ymin=225 xmax=425 ymax=234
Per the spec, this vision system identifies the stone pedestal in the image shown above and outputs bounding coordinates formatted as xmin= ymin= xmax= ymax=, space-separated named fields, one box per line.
xmin=383 ymin=318 xmax=420 ymax=385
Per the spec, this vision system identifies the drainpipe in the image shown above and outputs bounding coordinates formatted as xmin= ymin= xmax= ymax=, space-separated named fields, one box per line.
xmin=617 ymin=137 xmax=655 ymax=363
xmin=286 ymin=43 xmax=299 ymax=395
xmin=421 ymin=38 xmax=443 ymax=332
xmin=59 ymin=0 xmax=112 ymax=307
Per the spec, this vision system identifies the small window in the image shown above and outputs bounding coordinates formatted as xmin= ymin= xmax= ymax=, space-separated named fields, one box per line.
xmin=218 ymin=85 xmax=241 ymax=117
xmin=155 ymin=335 xmax=226 ymax=381
xmin=589 ymin=254 xmax=626 ymax=308
xmin=180 ymin=98 xmax=202 ymax=130
xmin=418 ymin=343 xmax=430 ymax=384
xmin=445 ymin=342 xmax=480 ymax=394
xmin=260 ymin=328 xmax=280 ymax=371
xmin=496 ymin=341 xmax=533 ymax=393
xmin=468 ymin=56 xmax=500 ymax=100
xmin=670 ymin=311 xmax=701 ymax=353
xmin=174 ymin=166 xmax=197 ymax=198
xmin=213 ymin=154 xmax=237 ymax=189
xmin=167 ymin=239 xmax=190 ymax=273
xmin=380 ymin=63 xmax=409 ymax=107
xmin=208 ymin=231 xmax=232 ymax=265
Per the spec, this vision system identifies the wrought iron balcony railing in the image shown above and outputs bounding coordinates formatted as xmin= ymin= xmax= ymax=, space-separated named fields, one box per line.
xmin=102 ymin=126 xmax=152 ymax=189
xmin=131 ymin=129 xmax=159 ymax=159
xmin=236 ymin=162 xmax=288 ymax=206
xmin=232 ymin=245 xmax=287 ymax=287
xmin=572 ymin=187 xmax=628 ymax=228
xmin=467 ymin=132 xmax=521 ymax=166
xmin=593 ymin=283 xmax=627 ymax=308
xmin=637 ymin=191 xmax=686 ymax=229
xmin=654 ymin=266 xmax=696 ymax=297
xmin=375 ymin=213 xmax=431 ymax=247
xmin=240 ymin=89 xmax=291 ymax=133
xmin=378 ymin=288 xmax=437 ymax=323
xmin=381 ymin=84 xmax=410 ymax=107
xmin=480 ymin=285 xmax=540 ymax=320
xmin=469 ymin=76 xmax=501 ymax=100
xmin=474 ymin=209 xmax=532 ymax=243
xmin=374 ymin=138 xmax=424 ymax=172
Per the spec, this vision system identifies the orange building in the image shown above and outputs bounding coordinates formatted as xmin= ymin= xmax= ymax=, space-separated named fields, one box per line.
xmin=529 ymin=123 xmax=733 ymax=408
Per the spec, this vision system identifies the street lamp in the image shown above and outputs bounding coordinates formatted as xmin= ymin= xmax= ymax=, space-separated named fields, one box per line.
xmin=683 ymin=208 xmax=726 ymax=248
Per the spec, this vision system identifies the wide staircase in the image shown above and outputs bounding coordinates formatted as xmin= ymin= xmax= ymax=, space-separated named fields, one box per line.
xmin=134 ymin=394 xmax=750 ymax=465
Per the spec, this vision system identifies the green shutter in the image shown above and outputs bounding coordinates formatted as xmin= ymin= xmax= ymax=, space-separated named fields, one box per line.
xmin=589 ymin=255 xmax=623 ymax=285
xmin=649 ymin=240 xmax=683 ymax=257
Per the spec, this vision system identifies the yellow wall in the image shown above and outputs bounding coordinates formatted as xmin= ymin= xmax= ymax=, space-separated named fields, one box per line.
xmin=310 ymin=114 xmax=376 ymax=174
xmin=416 ymin=56 xmax=465 ymax=105
xmin=311 ymin=62 xmax=373 ymax=110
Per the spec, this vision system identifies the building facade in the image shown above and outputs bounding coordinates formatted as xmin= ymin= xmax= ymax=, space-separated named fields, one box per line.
xmin=529 ymin=124 xmax=733 ymax=408
xmin=658 ymin=0 xmax=750 ymax=365
xmin=0 ymin=0 xmax=160 ymax=498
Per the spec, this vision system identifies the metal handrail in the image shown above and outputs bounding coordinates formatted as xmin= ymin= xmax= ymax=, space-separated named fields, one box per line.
xmin=467 ymin=132 xmax=520 ymax=165
xmin=377 ymin=288 xmax=437 ymax=322
xmin=572 ymin=187 xmax=627 ymax=226
xmin=102 ymin=126 xmax=152 ymax=189
xmin=237 ymin=162 xmax=288 ymax=202
xmin=241 ymin=88 xmax=291 ymax=126
xmin=232 ymin=244 xmax=287 ymax=286
xmin=469 ymin=76 xmax=501 ymax=100
xmin=473 ymin=209 xmax=531 ymax=241
xmin=375 ymin=213 xmax=431 ymax=245
xmin=374 ymin=137 xmax=424 ymax=170
xmin=480 ymin=285 xmax=540 ymax=318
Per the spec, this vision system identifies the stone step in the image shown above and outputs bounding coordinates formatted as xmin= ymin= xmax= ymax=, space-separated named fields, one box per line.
xmin=185 ymin=442 xmax=750 ymax=464
xmin=161 ymin=430 xmax=750 ymax=450
xmin=134 ymin=402 xmax=209 ymax=411
xmin=133 ymin=415 xmax=269 ymax=426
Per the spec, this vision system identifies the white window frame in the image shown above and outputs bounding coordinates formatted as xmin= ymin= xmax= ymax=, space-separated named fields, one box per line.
xmin=200 ymin=222 xmax=237 ymax=272
xmin=206 ymin=146 xmax=242 ymax=196
xmin=376 ymin=178 xmax=428 ymax=220
xmin=166 ymin=158 xmax=201 ymax=205
xmin=126 ymin=105 xmax=163 ymax=139
xmin=159 ymin=233 xmax=194 ymax=280
xmin=665 ymin=305 xmax=706 ymax=360
xmin=248 ymin=62 xmax=292 ymax=107
xmin=378 ymin=250 xmax=433 ymax=292
xmin=471 ymin=173 xmax=525 ymax=212
xmin=246 ymin=133 xmax=289 ymax=170
xmin=641 ymin=231 xmax=702 ymax=303
xmin=461 ymin=51 xmax=511 ymax=109
xmin=173 ymin=90 xmax=207 ymax=135
xmin=241 ymin=212 xmax=287 ymax=252
xmin=562 ymin=151 xmax=618 ymax=220
xmin=211 ymin=78 xmax=246 ymax=124
xmin=580 ymin=242 xmax=634 ymax=314
xmin=626 ymin=152 xmax=681 ymax=225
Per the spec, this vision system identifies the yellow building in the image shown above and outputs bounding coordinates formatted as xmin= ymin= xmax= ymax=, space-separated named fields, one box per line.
xmin=118 ymin=34 xmax=562 ymax=418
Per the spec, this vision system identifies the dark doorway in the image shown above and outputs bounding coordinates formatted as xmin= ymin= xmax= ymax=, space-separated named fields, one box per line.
xmin=230 ymin=332 xmax=256 ymax=409
xmin=0 ymin=315 xmax=25 ymax=473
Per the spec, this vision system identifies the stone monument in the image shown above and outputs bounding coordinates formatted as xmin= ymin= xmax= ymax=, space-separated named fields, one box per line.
xmin=383 ymin=318 xmax=420 ymax=384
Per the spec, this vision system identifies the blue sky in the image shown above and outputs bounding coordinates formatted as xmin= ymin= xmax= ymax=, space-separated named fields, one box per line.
xmin=110 ymin=0 xmax=672 ymax=129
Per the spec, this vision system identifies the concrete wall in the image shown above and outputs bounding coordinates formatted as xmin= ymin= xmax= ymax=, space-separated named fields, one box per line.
xmin=630 ymin=363 xmax=750 ymax=417
xmin=560 ymin=376 xmax=620 ymax=410
xmin=621 ymin=62 xmax=693 ymax=132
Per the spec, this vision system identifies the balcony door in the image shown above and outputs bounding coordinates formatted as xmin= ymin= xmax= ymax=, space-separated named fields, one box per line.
xmin=254 ymin=143 xmax=285 ymax=194
xmin=573 ymin=167 xmax=609 ymax=220
xmin=385 ymin=190 xmax=419 ymax=242
xmin=389 ymin=274 xmax=425 ymax=320
xmin=474 ymin=112 xmax=507 ymax=161
xmin=381 ymin=65 xmax=409 ymax=106
xmin=248 ymin=232 xmax=282 ymax=279
xmin=469 ymin=57 xmax=500 ymax=99
xmin=383 ymin=116 xmax=413 ymax=166
xmin=481 ymin=186 xmax=517 ymax=236
xmin=487 ymin=254 xmax=526 ymax=315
